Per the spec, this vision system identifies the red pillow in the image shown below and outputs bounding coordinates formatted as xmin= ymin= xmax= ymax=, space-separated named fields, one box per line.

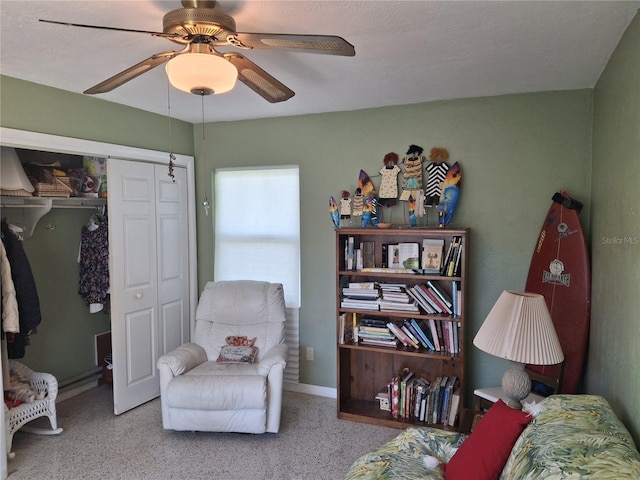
xmin=444 ymin=399 xmax=530 ymax=480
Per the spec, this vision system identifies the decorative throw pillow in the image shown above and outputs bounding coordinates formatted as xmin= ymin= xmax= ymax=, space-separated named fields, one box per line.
xmin=443 ymin=399 xmax=531 ymax=480
xmin=216 ymin=345 xmax=259 ymax=364
xmin=224 ymin=335 xmax=256 ymax=346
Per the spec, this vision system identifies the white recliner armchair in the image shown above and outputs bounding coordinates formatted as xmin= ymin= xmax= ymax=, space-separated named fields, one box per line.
xmin=157 ymin=280 xmax=288 ymax=434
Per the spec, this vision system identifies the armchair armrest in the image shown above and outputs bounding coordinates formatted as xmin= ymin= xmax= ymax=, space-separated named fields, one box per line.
xmin=157 ymin=343 xmax=207 ymax=376
xmin=257 ymin=343 xmax=288 ymax=376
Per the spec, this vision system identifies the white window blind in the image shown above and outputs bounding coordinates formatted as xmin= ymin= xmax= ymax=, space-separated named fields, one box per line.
xmin=214 ymin=166 xmax=301 ymax=384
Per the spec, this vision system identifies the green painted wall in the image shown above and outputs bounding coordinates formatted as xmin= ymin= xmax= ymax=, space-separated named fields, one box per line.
xmin=1 ymin=76 xmax=193 ymax=381
xmin=590 ymin=11 xmax=640 ymax=444
xmin=195 ymin=90 xmax=593 ymax=395
xmin=0 ymin=76 xmax=194 ymax=155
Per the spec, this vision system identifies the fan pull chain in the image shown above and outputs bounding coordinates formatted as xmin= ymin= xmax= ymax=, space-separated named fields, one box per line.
xmin=200 ymin=93 xmax=211 ymax=216
xmin=167 ymin=81 xmax=176 ymax=182
xmin=201 ymin=93 xmax=207 ymax=164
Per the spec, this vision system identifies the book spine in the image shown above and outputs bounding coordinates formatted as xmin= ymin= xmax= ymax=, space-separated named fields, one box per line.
xmin=428 ymin=319 xmax=441 ymax=351
xmin=347 ymin=236 xmax=355 ymax=270
xmin=441 ymin=238 xmax=455 ymax=275
xmin=408 ymin=286 xmax=435 ymax=314
xmin=391 ymin=376 xmax=400 ymax=419
xmin=427 ymin=280 xmax=453 ymax=308
xmin=387 ymin=322 xmax=411 ymax=347
xmin=453 ymin=242 xmax=463 ymax=277
xmin=446 ymin=236 xmax=461 ymax=276
xmin=400 ymin=324 xmax=420 ymax=349
xmin=411 ymin=319 xmax=436 ymax=351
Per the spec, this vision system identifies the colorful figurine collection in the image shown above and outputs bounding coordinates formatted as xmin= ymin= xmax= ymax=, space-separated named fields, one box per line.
xmin=329 ymin=146 xmax=462 ymax=228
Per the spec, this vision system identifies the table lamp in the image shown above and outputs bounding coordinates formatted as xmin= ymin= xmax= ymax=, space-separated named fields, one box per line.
xmin=473 ymin=291 xmax=564 ymax=409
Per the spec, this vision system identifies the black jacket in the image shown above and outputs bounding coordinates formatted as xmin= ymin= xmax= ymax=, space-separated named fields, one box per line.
xmin=1 ymin=220 xmax=41 ymax=358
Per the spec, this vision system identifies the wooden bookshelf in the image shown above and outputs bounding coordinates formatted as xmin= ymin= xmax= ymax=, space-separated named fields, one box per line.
xmin=336 ymin=227 xmax=469 ymax=430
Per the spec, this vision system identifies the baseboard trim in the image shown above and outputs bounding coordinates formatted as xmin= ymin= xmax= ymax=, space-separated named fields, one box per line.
xmin=284 ymin=382 xmax=337 ymax=399
xmin=57 ymin=380 xmax=100 ymax=403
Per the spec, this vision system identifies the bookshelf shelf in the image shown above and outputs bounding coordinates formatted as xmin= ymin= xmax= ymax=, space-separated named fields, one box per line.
xmin=336 ymin=227 xmax=469 ymax=430
xmin=340 ymin=398 xmax=457 ymax=431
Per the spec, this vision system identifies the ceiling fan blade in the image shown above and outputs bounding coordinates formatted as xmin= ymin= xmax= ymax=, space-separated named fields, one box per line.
xmin=84 ymin=51 xmax=180 ymax=94
xmin=232 ymin=33 xmax=355 ymax=56
xmin=223 ymin=52 xmax=294 ymax=103
xmin=39 ymin=19 xmax=178 ymax=39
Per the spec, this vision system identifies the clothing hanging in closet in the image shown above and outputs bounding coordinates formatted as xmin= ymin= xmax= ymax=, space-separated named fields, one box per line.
xmin=1 ymin=220 xmax=42 ymax=359
xmin=78 ymin=216 xmax=109 ymax=312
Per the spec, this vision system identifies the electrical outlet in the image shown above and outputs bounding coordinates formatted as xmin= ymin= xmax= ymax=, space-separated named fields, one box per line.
xmin=306 ymin=347 xmax=314 ymax=361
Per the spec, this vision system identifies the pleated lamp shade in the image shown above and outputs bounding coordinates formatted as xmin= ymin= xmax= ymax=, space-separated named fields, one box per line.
xmin=1 ymin=146 xmax=34 ymax=193
xmin=473 ymin=291 xmax=564 ymax=365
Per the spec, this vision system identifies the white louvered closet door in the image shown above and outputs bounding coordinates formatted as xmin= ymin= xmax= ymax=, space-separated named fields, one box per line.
xmin=109 ymin=159 xmax=189 ymax=414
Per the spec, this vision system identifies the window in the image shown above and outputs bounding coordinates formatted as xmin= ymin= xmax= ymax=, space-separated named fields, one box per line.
xmin=214 ymin=165 xmax=301 ymax=307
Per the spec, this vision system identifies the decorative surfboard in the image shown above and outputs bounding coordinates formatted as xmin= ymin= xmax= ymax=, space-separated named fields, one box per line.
xmin=437 ymin=161 xmax=461 ymax=227
xmin=525 ymin=191 xmax=591 ymax=394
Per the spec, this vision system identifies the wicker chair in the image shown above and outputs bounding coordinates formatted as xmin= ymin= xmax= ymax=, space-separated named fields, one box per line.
xmin=5 ymin=360 xmax=63 ymax=457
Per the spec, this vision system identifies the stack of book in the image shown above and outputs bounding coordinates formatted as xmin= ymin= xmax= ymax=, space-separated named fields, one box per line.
xmin=378 ymin=283 xmax=419 ymax=313
xmin=357 ymin=326 xmax=399 ymax=348
xmin=341 ymin=282 xmax=380 ymax=310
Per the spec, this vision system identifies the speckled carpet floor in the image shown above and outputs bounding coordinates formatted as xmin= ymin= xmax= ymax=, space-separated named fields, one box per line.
xmin=7 ymin=386 xmax=399 ymax=480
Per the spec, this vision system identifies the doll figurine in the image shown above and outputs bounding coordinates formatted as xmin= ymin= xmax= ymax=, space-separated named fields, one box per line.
xmin=352 ymin=188 xmax=364 ymax=216
xmin=378 ymin=152 xmax=400 ymax=208
xmin=425 ymin=147 xmax=450 ymax=207
xmin=339 ymin=190 xmax=352 ymax=226
xmin=400 ymin=145 xmax=424 ymax=201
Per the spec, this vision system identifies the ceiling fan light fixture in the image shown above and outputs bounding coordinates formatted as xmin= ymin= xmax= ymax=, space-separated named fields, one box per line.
xmin=166 ymin=52 xmax=238 ymax=95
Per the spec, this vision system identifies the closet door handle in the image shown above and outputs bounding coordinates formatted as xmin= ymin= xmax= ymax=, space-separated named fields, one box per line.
xmin=135 ymin=292 xmax=143 ymax=299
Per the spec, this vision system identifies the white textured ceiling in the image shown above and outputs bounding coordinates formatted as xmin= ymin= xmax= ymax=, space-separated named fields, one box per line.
xmin=1 ymin=1 xmax=638 ymax=124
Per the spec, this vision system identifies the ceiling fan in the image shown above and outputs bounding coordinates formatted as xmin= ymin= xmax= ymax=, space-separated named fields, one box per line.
xmin=40 ymin=0 xmax=355 ymax=103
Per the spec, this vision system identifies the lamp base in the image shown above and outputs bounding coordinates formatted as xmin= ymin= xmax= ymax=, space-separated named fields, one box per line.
xmin=501 ymin=361 xmax=531 ymax=410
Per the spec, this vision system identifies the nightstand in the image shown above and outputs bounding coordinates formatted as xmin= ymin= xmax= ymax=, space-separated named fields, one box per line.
xmin=474 ymin=387 xmax=545 ymax=411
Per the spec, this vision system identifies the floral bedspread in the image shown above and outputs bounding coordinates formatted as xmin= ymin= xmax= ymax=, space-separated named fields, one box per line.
xmin=346 ymin=395 xmax=640 ymax=480
xmin=501 ymin=394 xmax=640 ymax=479
xmin=345 ymin=427 xmax=466 ymax=480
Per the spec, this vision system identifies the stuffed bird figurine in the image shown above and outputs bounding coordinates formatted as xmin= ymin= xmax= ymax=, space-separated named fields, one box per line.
xmin=329 ymin=196 xmax=340 ymax=228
